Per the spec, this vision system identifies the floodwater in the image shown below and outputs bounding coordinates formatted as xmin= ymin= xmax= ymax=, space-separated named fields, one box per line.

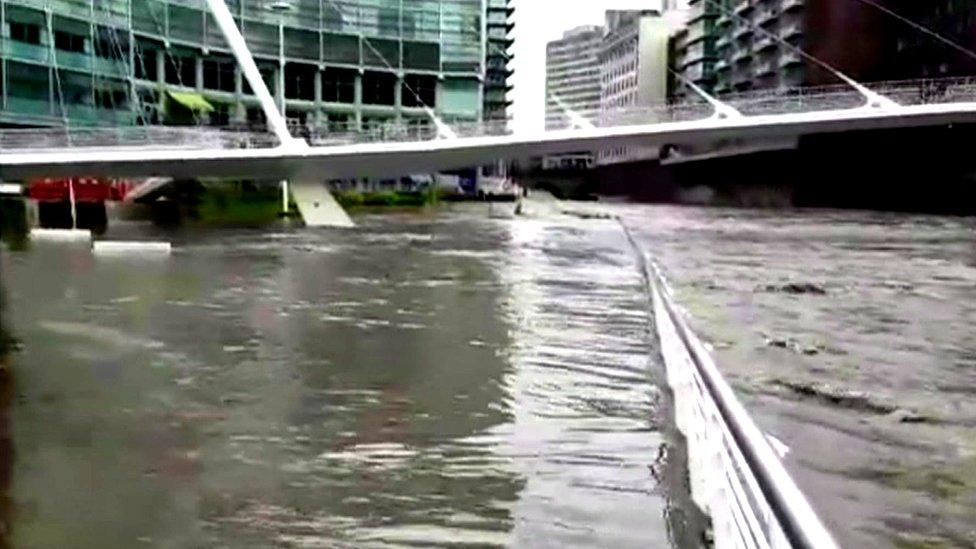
xmin=0 ymin=207 xmax=700 ymax=548
xmin=621 ymin=205 xmax=976 ymax=548
xmin=3 ymin=203 xmax=974 ymax=548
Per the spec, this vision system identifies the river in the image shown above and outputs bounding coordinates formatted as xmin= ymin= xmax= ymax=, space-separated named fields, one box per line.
xmin=0 ymin=203 xmax=973 ymax=548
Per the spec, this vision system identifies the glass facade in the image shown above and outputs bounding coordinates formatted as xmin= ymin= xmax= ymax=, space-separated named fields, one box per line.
xmin=483 ymin=0 xmax=512 ymax=122
xmin=0 ymin=0 xmax=486 ymax=131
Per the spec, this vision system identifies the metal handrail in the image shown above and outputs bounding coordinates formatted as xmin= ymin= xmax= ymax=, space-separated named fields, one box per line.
xmin=647 ymin=260 xmax=839 ymax=549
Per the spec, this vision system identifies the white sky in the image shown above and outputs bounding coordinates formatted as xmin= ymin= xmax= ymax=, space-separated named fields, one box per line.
xmin=508 ymin=0 xmax=663 ymax=134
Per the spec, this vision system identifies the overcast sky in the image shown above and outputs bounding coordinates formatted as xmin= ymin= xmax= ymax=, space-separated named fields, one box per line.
xmin=507 ymin=0 xmax=663 ymax=134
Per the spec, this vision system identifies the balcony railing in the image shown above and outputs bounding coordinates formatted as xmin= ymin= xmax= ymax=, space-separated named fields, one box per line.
xmin=782 ymin=0 xmax=804 ymax=11
xmin=732 ymin=49 xmax=753 ymax=64
xmin=734 ymin=0 xmax=755 ymax=15
xmin=733 ymin=24 xmax=754 ymax=39
xmin=780 ymin=23 xmax=803 ymax=39
xmin=757 ymin=8 xmax=779 ymax=26
xmin=755 ymin=59 xmax=777 ymax=76
xmin=779 ymin=52 xmax=802 ymax=67
xmin=754 ymin=36 xmax=777 ymax=53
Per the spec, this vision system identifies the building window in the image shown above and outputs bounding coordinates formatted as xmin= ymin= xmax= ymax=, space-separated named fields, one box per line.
xmin=10 ymin=22 xmax=41 ymax=45
xmin=327 ymin=112 xmax=351 ymax=131
xmin=165 ymin=55 xmax=196 ymax=87
xmin=93 ymin=26 xmax=129 ymax=59
xmin=136 ymin=89 xmax=159 ymax=124
xmin=246 ymin=107 xmax=266 ymax=126
xmin=209 ymin=103 xmax=231 ymax=127
xmin=243 ymin=65 xmax=276 ymax=96
xmin=322 ymin=68 xmax=356 ymax=103
xmin=94 ymin=89 xmax=128 ymax=109
xmin=203 ymin=58 xmax=236 ymax=92
xmin=362 ymin=71 xmax=396 ymax=106
xmin=402 ymin=74 xmax=436 ymax=108
xmin=54 ymin=31 xmax=86 ymax=53
xmin=285 ymin=63 xmax=317 ymax=101
xmin=134 ymin=45 xmax=157 ymax=81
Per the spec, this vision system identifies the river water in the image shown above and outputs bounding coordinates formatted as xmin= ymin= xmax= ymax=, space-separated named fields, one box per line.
xmin=0 ymin=207 xmax=699 ymax=548
xmin=1 ymin=203 xmax=974 ymax=548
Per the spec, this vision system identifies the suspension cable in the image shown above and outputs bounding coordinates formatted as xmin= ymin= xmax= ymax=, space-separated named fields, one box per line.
xmin=144 ymin=1 xmax=205 ymax=126
xmin=98 ymin=5 xmax=152 ymax=128
xmin=46 ymin=10 xmax=72 ymax=144
xmin=313 ymin=0 xmax=457 ymax=139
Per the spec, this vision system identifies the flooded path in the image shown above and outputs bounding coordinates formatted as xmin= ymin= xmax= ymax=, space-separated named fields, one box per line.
xmin=0 ymin=207 xmax=693 ymax=548
xmin=5 ymin=202 xmax=974 ymax=547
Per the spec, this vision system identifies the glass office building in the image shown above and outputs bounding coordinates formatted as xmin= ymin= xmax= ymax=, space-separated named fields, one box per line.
xmin=0 ymin=0 xmax=487 ymax=132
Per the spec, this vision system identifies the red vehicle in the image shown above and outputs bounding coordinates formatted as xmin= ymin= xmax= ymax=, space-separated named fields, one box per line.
xmin=27 ymin=177 xmax=134 ymax=203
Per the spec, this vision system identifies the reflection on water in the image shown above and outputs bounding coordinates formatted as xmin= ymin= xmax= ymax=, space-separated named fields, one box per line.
xmin=0 ymin=283 xmax=13 ymax=548
xmin=0 ymin=208 xmax=691 ymax=548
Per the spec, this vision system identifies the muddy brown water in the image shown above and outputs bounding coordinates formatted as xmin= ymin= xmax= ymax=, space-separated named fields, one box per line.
xmin=0 ymin=207 xmax=698 ymax=548
xmin=2 ymin=203 xmax=974 ymax=547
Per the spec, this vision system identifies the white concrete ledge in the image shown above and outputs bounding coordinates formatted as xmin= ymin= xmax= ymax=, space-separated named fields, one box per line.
xmin=92 ymin=241 xmax=172 ymax=255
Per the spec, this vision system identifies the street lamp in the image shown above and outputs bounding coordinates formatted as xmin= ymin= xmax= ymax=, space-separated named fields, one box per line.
xmin=266 ymin=0 xmax=294 ymax=215
xmin=266 ymin=1 xmax=294 ymax=116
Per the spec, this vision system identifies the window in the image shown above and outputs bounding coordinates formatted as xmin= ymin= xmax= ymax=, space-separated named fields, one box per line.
xmin=402 ymin=74 xmax=436 ymax=108
xmin=136 ymin=89 xmax=160 ymax=124
xmin=246 ymin=107 xmax=266 ymax=125
xmin=362 ymin=71 xmax=396 ymax=105
xmin=54 ymin=31 xmax=86 ymax=53
xmin=94 ymin=89 xmax=128 ymax=109
xmin=203 ymin=58 xmax=236 ymax=92
xmin=134 ymin=44 xmax=158 ymax=81
xmin=327 ymin=112 xmax=351 ymax=132
xmin=10 ymin=22 xmax=41 ymax=45
xmin=165 ymin=55 xmax=196 ymax=87
xmin=322 ymin=68 xmax=356 ymax=103
xmin=243 ymin=66 xmax=275 ymax=96
xmin=285 ymin=63 xmax=316 ymax=101
xmin=93 ymin=26 xmax=129 ymax=59
xmin=210 ymin=103 xmax=231 ymax=126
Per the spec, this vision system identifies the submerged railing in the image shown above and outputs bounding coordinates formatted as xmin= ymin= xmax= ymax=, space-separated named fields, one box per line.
xmin=636 ymin=251 xmax=839 ymax=549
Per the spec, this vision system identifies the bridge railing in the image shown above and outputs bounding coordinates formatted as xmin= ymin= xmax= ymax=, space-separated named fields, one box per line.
xmin=4 ymin=77 xmax=976 ymax=152
xmin=0 ymin=126 xmax=280 ymax=152
xmin=717 ymin=76 xmax=976 ymax=115
xmin=544 ymin=77 xmax=976 ymax=130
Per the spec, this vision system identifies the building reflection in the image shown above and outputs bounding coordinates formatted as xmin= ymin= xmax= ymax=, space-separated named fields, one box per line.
xmin=0 ymin=284 xmax=14 ymax=548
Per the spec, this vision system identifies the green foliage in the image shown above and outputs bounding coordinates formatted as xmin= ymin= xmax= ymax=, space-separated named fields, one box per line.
xmin=334 ymin=190 xmax=443 ymax=209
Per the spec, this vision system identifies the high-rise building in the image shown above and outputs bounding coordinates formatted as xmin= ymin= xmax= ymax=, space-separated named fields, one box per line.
xmin=545 ymin=25 xmax=603 ymax=131
xmin=483 ymin=0 xmax=513 ymax=123
xmin=0 ymin=0 xmax=487 ymax=134
xmin=670 ymin=0 xmax=719 ymax=100
xmin=673 ymin=0 xmax=976 ymax=96
xmin=597 ymin=10 xmax=669 ymax=164
xmin=543 ymin=25 xmax=602 ymax=169
xmin=876 ymin=0 xmax=976 ymax=80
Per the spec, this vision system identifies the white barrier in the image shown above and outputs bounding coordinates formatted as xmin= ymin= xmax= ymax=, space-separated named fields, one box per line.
xmin=29 ymin=228 xmax=91 ymax=242
xmin=92 ymin=241 xmax=171 ymax=255
xmin=638 ymin=250 xmax=838 ymax=549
